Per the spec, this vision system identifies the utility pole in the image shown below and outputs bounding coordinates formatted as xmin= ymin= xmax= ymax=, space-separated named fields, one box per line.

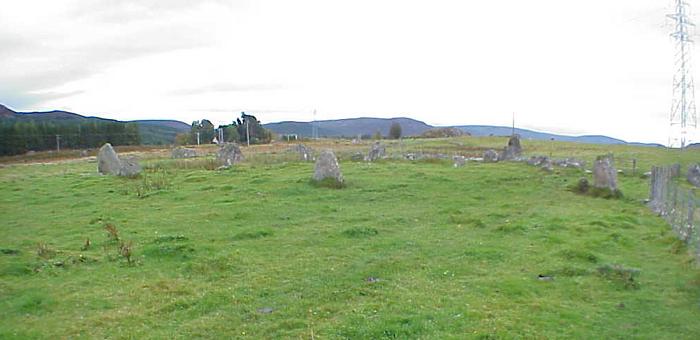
xmin=312 ymin=109 xmax=319 ymax=140
xmin=512 ymin=112 xmax=515 ymax=136
xmin=246 ymin=116 xmax=250 ymax=147
xmin=668 ymin=0 xmax=698 ymax=148
xmin=55 ymin=134 xmax=60 ymax=152
xmin=196 ymin=132 xmax=200 ymax=145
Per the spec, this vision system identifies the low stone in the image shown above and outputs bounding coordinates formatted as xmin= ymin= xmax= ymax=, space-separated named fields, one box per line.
xmin=453 ymin=156 xmax=466 ymax=167
xmin=294 ymin=144 xmax=313 ymax=161
xmin=351 ymin=152 xmax=364 ymax=161
xmin=313 ymin=150 xmax=344 ymax=183
xmin=217 ymin=143 xmax=244 ymax=167
xmin=366 ymin=142 xmax=386 ymax=161
xmin=80 ymin=150 xmax=89 ymax=157
xmin=483 ymin=149 xmax=499 ymax=163
xmin=172 ymin=147 xmax=197 ymax=159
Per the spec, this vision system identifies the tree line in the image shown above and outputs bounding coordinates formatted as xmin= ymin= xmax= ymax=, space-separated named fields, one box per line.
xmin=176 ymin=113 xmax=273 ymax=145
xmin=0 ymin=120 xmax=140 ymax=156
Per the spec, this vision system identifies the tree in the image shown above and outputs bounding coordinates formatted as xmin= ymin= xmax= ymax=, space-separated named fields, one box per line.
xmin=389 ymin=122 xmax=402 ymax=139
xmin=373 ymin=130 xmax=382 ymax=140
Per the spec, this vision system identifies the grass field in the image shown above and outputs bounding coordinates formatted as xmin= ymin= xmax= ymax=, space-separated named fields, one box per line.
xmin=1 ymin=137 xmax=700 ymax=339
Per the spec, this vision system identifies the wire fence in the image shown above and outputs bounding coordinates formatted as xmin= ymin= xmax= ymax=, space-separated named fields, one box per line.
xmin=648 ymin=165 xmax=700 ymax=261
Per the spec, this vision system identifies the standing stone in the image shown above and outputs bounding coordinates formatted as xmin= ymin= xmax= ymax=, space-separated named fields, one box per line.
xmin=294 ymin=144 xmax=312 ymax=161
xmin=499 ymin=135 xmax=522 ymax=161
xmin=365 ymin=142 xmax=386 ymax=161
xmin=217 ymin=143 xmax=243 ymax=167
xmin=687 ymin=164 xmax=700 ymax=187
xmin=313 ymin=150 xmax=344 ymax=183
xmin=593 ymin=155 xmax=618 ymax=191
xmin=172 ymin=147 xmax=197 ymax=159
xmin=483 ymin=149 xmax=499 ymax=163
xmin=80 ymin=150 xmax=89 ymax=157
xmin=97 ymin=143 xmax=141 ymax=177
xmin=453 ymin=155 xmax=466 ymax=167
xmin=98 ymin=143 xmax=123 ymax=175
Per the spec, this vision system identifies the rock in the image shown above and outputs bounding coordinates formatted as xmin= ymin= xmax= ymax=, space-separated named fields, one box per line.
xmin=293 ymin=144 xmax=312 ymax=161
xmin=97 ymin=143 xmax=141 ymax=177
xmin=405 ymin=153 xmax=417 ymax=161
xmin=593 ymin=155 xmax=618 ymax=191
xmin=365 ymin=142 xmax=386 ymax=161
xmin=26 ymin=150 xmax=36 ymax=156
xmin=257 ymin=307 xmax=274 ymax=314
xmin=553 ymin=158 xmax=585 ymax=169
xmin=313 ymin=150 xmax=344 ymax=183
xmin=642 ymin=171 xmax=652 ymax=179
xmin=351 ymin=152 xmax=364 ymax=161
xmin=453 ymin=156 xmax=466 ymax=167
xmin=483 ymin=149 xmax=499 ymax=163
xmin=687 ymin=164 xmax=700 ymax=187
xmin=217 ymin=143 xmax=244 ymax=167
xmin=118 ymin=157 xmax=142 ymax=177
xmin=171 ymin=147 xmax=197 ymax=159
xmin=527 ymin=156 xmax=550 ymax=167
xmin=499 ymin=135 xmax=522 ymax=161
xmin=80 ymin=150 xmax=89 ymax=157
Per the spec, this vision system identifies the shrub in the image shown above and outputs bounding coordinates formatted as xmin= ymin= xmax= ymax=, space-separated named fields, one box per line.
xmin=104 ymin=223 xmax=120 ymax=242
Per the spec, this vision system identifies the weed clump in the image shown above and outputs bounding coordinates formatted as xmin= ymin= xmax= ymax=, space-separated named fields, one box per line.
xmin=596 ymin=264 xmax=640 ymax=289
xmin=571 ymin=178 xmax=623 ymax=199
xmin=104 ymin=223 xmax=120 ymax=242
xmin=311 ymin=177 xmax=346 ymax=189
xmin=342 ymin=227 xmax=379 ymax=238
xmin=36 ymin=243 xmax=56 ymax=259
xmin=232 ymin=230 xmax=273 ymax=241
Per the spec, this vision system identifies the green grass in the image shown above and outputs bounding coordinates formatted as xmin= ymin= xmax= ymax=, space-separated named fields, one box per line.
xmin=1 ymin=138 xmax=700 ymax=338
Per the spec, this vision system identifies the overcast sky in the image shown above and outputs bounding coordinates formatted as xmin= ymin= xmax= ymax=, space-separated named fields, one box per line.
xmin=0 ymin=0 xmax=694 ymax=143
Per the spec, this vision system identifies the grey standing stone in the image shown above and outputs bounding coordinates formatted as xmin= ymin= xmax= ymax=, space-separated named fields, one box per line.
xmin=172 ymin=147 xmax=197 ymax=159
xmin=98 ymin=143 xmax=123 ymax=175
xmin=97 ymin=143 xmax=141 ymax=177
xmin=217 ymin=143 xmax=244 ymax=167
xmin=483 ymin=149 xmax=499 ymax=163
xmin=687 ymin=164 xmax=700 ymax=187
xmin=313 ymin=150 xmax=344 ymax=183
xmin=593 ymin=155 xmax=618 ymax=191
xmin=499 ymin=135 xmax=522 ymax=161
xmin=453 ymin=155 xmax=466 ymax=167
xmin=365 ymin=142 xmax=386 ymax=161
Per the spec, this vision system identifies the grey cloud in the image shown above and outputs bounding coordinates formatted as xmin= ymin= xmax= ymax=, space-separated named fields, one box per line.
xmin=0 ymin=3 xmax=222 ymax=110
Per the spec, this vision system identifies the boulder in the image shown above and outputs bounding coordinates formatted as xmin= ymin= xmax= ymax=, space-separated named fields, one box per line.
xmin=97 ymin=143 xmax=141 ymax=177
xmin=593 ymin=155 xmax=618 ymax=191
xmin=365 ymin=142 xmax=386 ymax=161
xmin=217 ymin=143 xmax=243 ymax=167
xmin=687 ymin=164 xmax=700 ymax=187
xmin=313 ymin=150 xmax=344 ymax=183
xmin=453 ymin=156 xmax=466 ymax=167
xmin=172 ymin=147 xmax=197 ymax=159
xmin=351 ymin=152 xmax=364 ymax=161
xmin=499 ymin=135 xmax=522 ymax=161
xmin=483 ymin=149 xmax=499 ymax=163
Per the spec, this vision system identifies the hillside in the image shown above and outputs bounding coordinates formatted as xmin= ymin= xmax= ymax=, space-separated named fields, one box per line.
xmin=266 ymin=118 xmax=660 ymax=146
xmin=0 ymin=104 xmax=189 ymax=145
xmin=264 ymin=117 xmax=432 ymax=138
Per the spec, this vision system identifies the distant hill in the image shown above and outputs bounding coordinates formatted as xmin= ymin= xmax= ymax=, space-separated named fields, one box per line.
xmin=266 ymin=117 xmax=662 ymax=146
xmin=264 ymin=117 xmax=432 ymax=138
xmin=0 ymin=104 xmax=189 ymax=145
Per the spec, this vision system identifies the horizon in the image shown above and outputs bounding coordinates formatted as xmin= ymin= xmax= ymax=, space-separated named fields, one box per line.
xmin=0 ymin=0 xmax=696 ymax=144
